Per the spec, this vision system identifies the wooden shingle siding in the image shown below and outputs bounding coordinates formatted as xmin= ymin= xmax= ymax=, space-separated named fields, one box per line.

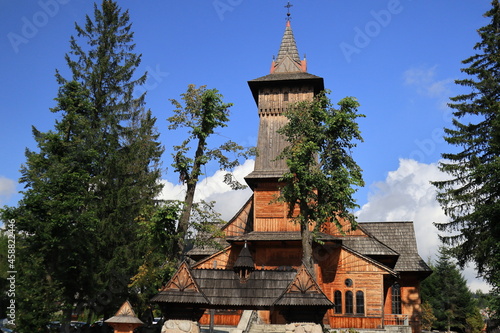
xmin=223 ymin=197 xmax=253 ymax=237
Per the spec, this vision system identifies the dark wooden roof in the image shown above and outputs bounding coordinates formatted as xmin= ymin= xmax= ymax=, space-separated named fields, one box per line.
xmin=275 ymin=265 xmax=334 ymax=307
xmin=152 ymin=266 xmax=332 ymax=309
xmin=186 ymin=238 xmax=229 ymax=257
xmin=151 ymin=262 xmax=209 ymax=305
xmin=234 ymin=243 xmax=255 ymax=269
xmin=275 ymin=21 xmax=301 ymax=66
xmin=342 ymin=236 xmax=398 ymax=256
xmin=359 ymin=222 xmax=432 ymax=273
xmin=247 ymin=72 xmax=324 ymax=105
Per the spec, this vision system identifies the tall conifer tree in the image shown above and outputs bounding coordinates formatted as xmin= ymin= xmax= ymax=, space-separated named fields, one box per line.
xmin=420 ymin=248 xmax=483 ymax=333
xmin=432 ymin=0 xmax=500 ymax=312
xmin=56 ymin=0 xmax=164 ymax=316
xmin=1 ymin=0 xmax=164 ymax=324
xmin=3 ymin=81 xmax=100 ymax=332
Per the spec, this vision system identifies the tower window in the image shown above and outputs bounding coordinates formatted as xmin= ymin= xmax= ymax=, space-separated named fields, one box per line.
xmin=334 ymin=290 xmax=342 ymax=314
xmin=283 ymin=92 xmax=289 ymax=101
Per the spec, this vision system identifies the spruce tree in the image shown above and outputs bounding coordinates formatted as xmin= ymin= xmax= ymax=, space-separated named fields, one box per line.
xmin=55 ymin=0 xmax=164 ymax=317
xmin=0 ymin=0 xmax=164 ymax=322
xmin=431 ymin=0 xmax=500 ymax=314
xmin=421 ymin=247 xmax=483 ymax=333
xmin=1 ymin=81 xmax=99 ymax=332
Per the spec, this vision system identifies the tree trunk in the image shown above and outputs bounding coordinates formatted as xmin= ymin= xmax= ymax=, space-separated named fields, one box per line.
xmin=300 ymin=203 xmax=315 ymax=277
xmin=176 ymin=136 xmax=206 ymax=261
xmin=61 ymin=306 xmax=73 ymax=333
xmin=176 ymin=182 xmax=196 ymax=261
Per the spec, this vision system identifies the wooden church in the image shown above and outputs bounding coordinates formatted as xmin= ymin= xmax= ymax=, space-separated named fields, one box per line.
xmin=152 ymin=14 xmax=431 ymax=333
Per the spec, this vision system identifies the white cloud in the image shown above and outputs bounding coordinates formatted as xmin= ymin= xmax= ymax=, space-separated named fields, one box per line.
xmin=158 ymin=160 xmax=255 ymax=220
xmin=356 ymin=159 xmax=491 ymax=292
xmin=404 ymin=65 xmax=453 ymax=108
xmin=0 ymin=176 xmax=16 ymax=206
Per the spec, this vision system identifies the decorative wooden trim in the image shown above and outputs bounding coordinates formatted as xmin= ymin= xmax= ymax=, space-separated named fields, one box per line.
xmin=288 ymin=265 xmax=322 ymax=294
xmin=161 ymin=262 xmax=200 ymax=292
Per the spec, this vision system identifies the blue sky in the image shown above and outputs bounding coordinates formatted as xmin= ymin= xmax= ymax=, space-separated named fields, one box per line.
xmin=0 ymin=1 xmax=493 ymax=291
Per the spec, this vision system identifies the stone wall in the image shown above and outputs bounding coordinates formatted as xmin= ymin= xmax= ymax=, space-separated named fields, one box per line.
xmin=162 ymin=320 xmax=200 ymax=333
xmin=285 ymin=323 xmax=323 ymax=333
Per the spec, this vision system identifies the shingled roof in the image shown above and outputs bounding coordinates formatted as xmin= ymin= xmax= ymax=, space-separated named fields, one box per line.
xmin=234 ymin=242 xmax=255 ymax=270
xmin=152 ymin=265 xmax=332 ymax=309
xmin=359 ymin=222 xmax=431 ymax=273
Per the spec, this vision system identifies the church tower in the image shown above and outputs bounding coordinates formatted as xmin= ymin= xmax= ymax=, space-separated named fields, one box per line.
xmin=245 ymin=17 xmax=324 ymax=232
xmin=245 ymin=20 xmax=324 ymax=186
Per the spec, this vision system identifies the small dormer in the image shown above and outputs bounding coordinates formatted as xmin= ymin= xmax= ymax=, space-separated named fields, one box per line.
xmin=233 ymin=242 xmax=255 ymax=282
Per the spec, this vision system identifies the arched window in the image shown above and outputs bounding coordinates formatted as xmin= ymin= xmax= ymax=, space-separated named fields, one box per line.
xmin=356 ymin=291 xmax=365 ymax=314
xmin=334 ymin=290 xmax=342 ymax=314
xmin=392 ymin=283 xmax=402 ymax=314
xmin=345 ymin=291 xmax=353 ymax=314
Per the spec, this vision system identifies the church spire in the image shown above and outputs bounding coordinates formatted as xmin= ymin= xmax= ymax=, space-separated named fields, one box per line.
xmin=270 ymin=3 xmax=307 ymax=74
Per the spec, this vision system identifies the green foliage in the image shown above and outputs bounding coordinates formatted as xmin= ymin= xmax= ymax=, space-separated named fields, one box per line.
xmin=431 ymin=0 xmax=500 ymax=315
xmin=421 ymin=247 xmax=483 ymax=333
xmin=421 ymin=301 xmax=437 ymax=331
xmin=1 ymin=0 xmax=164 ymax=326
xmin=129 ymin=202 xmax=181 ymax=313
xmin=0 ymin=82 xmax=100 ymax=331
xmin=168 ymin=84 xmax=253 ymax=259
xmin=0 ymin=230 xmax=11 ymax=319
xmin=168 ymin=84 xmax=252 ymax=189
xmin=54 ymin=0 xmax=164 ymax=318
xmin=278 ymin=91 xmax=364 ymax=231
xmin=276 ymin=90 xmax=364 ymax=270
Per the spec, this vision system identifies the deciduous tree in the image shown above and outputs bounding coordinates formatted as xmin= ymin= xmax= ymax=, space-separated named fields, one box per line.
xmin=167 ymin=84 xmax=251 ymax=259
xmin=277 ymin=91 xmax=364 ymax=273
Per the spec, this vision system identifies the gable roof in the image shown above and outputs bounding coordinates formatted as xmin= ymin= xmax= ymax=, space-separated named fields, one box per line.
xmin=105 ymin=301 xmax=144 ymax=325
xmin=274 ymin=265 xmax=333 ymax=307
xmin=152 ymin=262 xmax=209 ymax=305
xmin=342 ymin=235 xmax=398 ymax=256
xmin=152 ymin=266 xmax=332 ymax=309
xmin=359 ymin=222 xmax=432 ymax=273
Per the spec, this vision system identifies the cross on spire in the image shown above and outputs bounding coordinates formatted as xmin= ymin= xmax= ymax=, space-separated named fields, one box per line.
xmin=285 ymin=1 xmax=293 ymax=21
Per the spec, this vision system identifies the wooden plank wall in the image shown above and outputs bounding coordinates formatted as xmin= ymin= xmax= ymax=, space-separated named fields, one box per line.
xmin=224 ymin=199 xmax=252 ymax=237
xmin=193 ymin=248 xmax=235 ymax=269
xmin=253 ymin=243 xmax=302 ymax=269
xmin=316 ymin=246 xmax=387 ymax=328
xmin=257 ymin=86 xmax=314 ymax=116
xmin=199 ymin=310 xmax=242 ymax=326
xmin=327 ymin=316 xmax=382 ymax=330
